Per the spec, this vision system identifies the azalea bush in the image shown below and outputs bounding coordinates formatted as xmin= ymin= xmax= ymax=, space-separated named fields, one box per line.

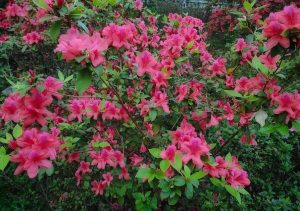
xmin=0 ymin=0 xmax=299 ymax=210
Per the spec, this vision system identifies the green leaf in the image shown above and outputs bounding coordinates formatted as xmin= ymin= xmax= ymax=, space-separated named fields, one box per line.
xmin=58 ymin=71 xmax=64 ymax=81
xmin=250 ymin=56 xmax=269 ymax=75
xmin=185 ymin=182 xmax=193 ymax=199
xmin=13 ymin=124 xmax=22 ymax=139
xmin=292 ymin=121 xmax=300 ymax=132
xmin=225 ymin=185 xmax=242 ymax=204
xmin=107 ymin=0 xmax=118 ymax=5
xmin=276 ymin=125 xmax=289 ymax=136
xmin=168 ymin=195 xmax=179 ymax=206
xmin=210 ymin=178 xmax=222 ymax=186
xmin=171 ymin=154 xmax=182 ymax=171
xmin=76 ymin=69 xmax=92 ymax=95
xmin=243 ymin=1 xmax=252 ymax=13
xmin=136 ymin=168 xmax=153 ymax=179
xmin=6 ymin=133 xmax=13 ymax=143
xmin=155 ymin=170 xmax=164 ymax=180
xmin=0 ymin=149 xmax=10 ymax=171
xmin=149 ymin=110 xmax=157 ymax=121
xmin=190 ymin=171 xmax=206 ymax=181
xmin=160 ymin=160 xmax=170 ymax=172
xmin=93 ymin=0 xmax=108 ymax=7
xmin=183 ymin=165 xmax=191 ymax=178
xmin=259 ymin=124 xmax=276 ymax=134
xmin=237 ymin=188 xmax=250 ymax=195
xmin=229 ymin=10 xmax=244 ymax=16
xmin=46 ymin=167 xmax=54 ymax=176
xmin=0 ymin=138 xmax=8 ymax=144
xmin=174 ymin=176 xmax=185 ymax=186
xmin=186 ymin=40 xmax=194 ymax=49
xmin=254 ymin=109 xmax=267 ymax=127
xmin=33 ymin=0 xmax=49 ymax=9
xmin=92 ymin=141 xmax=111 ymax=148
xmin=175 ymin=56 xmax=188 ymax=64
xmin=49 ymin=20 xmax=61 ymax=41
xmin=224 ymin=90 xmax=243 ymax=98
xmin=148 ymin=148 xmax=161 ymax=158
xmin=77 ymin=20 xmax=89 ymax=33
xmin=225 ymin=153 xmax=232 ymax=163
xmin=64 ymin=75 xmax=74 ymax=83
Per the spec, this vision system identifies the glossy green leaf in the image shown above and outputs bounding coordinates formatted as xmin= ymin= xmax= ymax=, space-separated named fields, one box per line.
xmin=136 ymin=168 xmax=153 ymax=179
xmin=160 ymin=160 xmax=170 ymax=172
xmin=225 ymin=185 xmax=242 ymax=204
xmin=224 ymin=90 xmax=243 ymax=98
xmin=171 ymin=154 xmax=182 ymax=171
xmin=76 ymin=69 xmax=92 ymax=95
xmin=190 ymin=171 xmax=206 ymax=181
xmin=148 ymin=148 xmax=161 ymax=158
xmin=33 ymin=0 xmax=49 ymax=9
xmin=13 ymin=124 xmax=22 ymax=139
xmin=49 ymin=20 xmax=61 ymax=41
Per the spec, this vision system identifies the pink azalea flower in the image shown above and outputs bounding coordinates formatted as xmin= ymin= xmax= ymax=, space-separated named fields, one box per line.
xmin=91 ymin=180 xmax=106 ymax=195
xmin=259 ymin=53 xmax=280 ymax=69
xmin=203 ymin=156 xmax=228 ymax=177
xmin=79 ymin=161 xmax=92 ymax=174
xmin=140 ymin=143 xmax=147 ymax=153
xmin=102 ymin=173 xmax=113 ymax=186
xmin=135 ymin=51 xmax=158 ymax=76
xmin=234 ymin=38 xmax=247 ymax=52
xmin=273 ymin=91 xmax=300 ymax=122
xmin=181 ymin=136 xmax=210 ymax=168
xmin=68 ymin=99 xmax=86 ymax=122
xmin=22 ymin=88 xmax=53 ymax=126
xmin=119 ymin=167 xmax=130 ymax=180
xmin=152 ymin=91 xmax=170 ymax=113
xmin=210 ymin=57 xmax=226 ymax=76
xmin=130 ymin=154 xmax=143 ymax=166
xmin=160 ymin=145 xmax=176 ymax=162
xmin=0 ymin=93 xmax=23 ymax=122
xmin=136 ymin=99 xmax=150 ymax=116
xmin=87 ymin=32 xmax=109 ymax=67
xmin=102 ymin=101 xmax=120 ymax=121
xmin=85 ymin=99 xmax=101 ymax=120
xmin=175 ymin=84 xmax=189 ymax=102
xmin=67 ymin=152 xmax=80 ymax=163
xmin=42 ymin=76 xmax=64 ymax=99
xmin=23 ymin=31 xmax=43 ymax=45
xmin=134 ymin=0 xmax=143 ymax=11
xmin=10 ymin=128 xmax=61 ymax=178
xmin=55 ymin=27 xmax=88 ymax=61
xmin=226 ymin=169 xmax=250 ymax=188
xmin=102 ymin=23 xmax=136 ymax=49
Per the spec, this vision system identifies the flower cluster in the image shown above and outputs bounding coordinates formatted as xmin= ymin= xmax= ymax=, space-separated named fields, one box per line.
xmin=262 ymin=5 xmax=300 ymax=49
xmin=9 ymin=128 xmax=62 ymax=178
xmin=203 ymin=156 xmax=250 ymax=188
xmin=0 ymin=77 xmax=63 ymax=126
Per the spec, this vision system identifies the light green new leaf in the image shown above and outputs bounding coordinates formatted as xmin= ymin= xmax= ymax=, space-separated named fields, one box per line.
xmin=13 ymin=124 xmax=22 ymax=139
xmin=149 ymin=148 xmax=161 ymax=158
xmin=33 ymin=0 xmax=49 ymax=9
xmin=224 ymin=90 xmax=243 ymax=98
xmin=160 ymin=160 xmax=170 ymax=172
xmin=225 ymin=185 xmax=242 ymax=204
xmin=0 ymin=155 xmax=10 ymax=171
xmin=190 ymin=171 xmax=206 ymax=181
xmin=136 ymin=167 xmax=153 ymax=179
xmin=171 ymin=154 xmax=182 ymax=171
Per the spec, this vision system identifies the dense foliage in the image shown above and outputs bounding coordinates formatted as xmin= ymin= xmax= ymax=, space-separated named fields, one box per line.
xmin=0 ymin=0 xmax=299 ymax=210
